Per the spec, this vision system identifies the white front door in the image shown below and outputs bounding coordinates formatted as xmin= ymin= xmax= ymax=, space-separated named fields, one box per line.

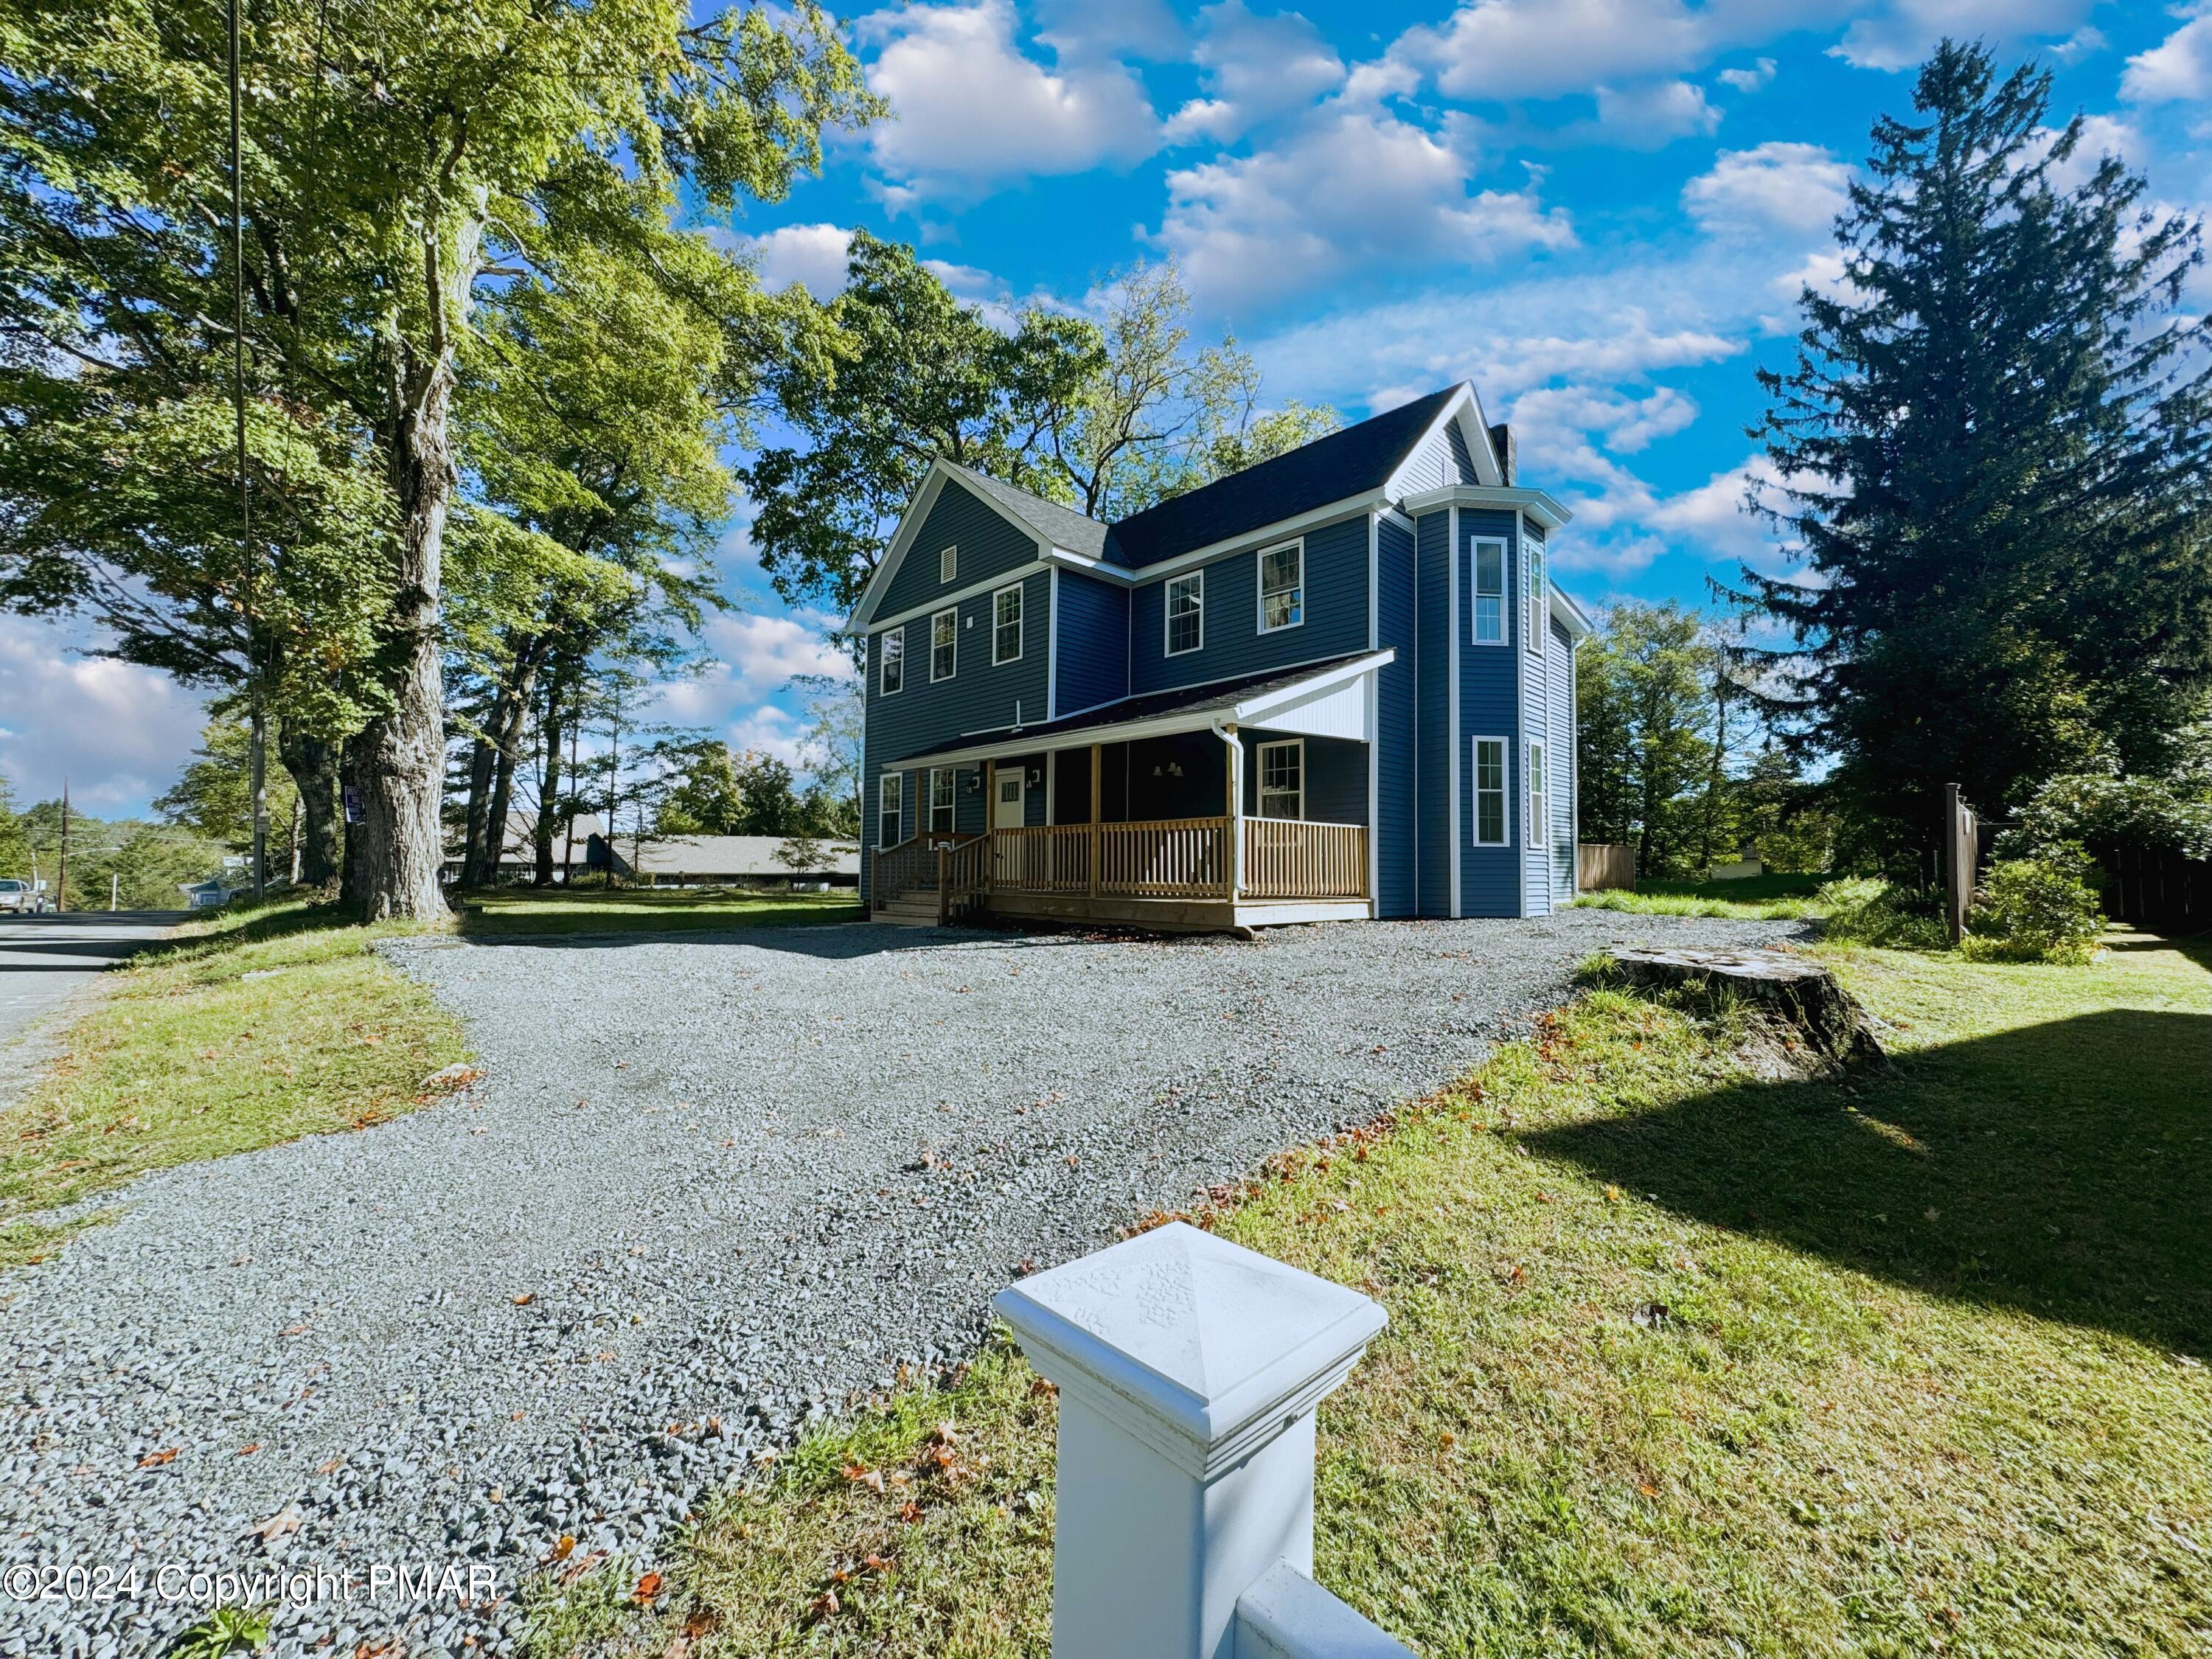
xmin=993 ymin=767 xmax=1026 ymax=830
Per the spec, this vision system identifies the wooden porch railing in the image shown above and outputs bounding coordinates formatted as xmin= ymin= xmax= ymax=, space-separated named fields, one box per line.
xmin=871 ymin=835 xmax=928 ymax=910
xmin=1099 ymin=815 xmax=1232 ymax=897
xmin=1240 ymin=817 xmax=1368 ymax=900
xmin=938 ymin=834 xmax=991 ymax=924
xmin=990 ymin=823 xmax=1093 ymax=893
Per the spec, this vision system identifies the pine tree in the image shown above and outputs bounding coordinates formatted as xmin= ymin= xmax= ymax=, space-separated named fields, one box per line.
xmin=1736 ymin=41 xmax=2212 ymax=861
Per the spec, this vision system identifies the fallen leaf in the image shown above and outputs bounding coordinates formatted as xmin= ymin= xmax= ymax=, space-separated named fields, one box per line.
xmin=841 ymin=1462 xmax=886 ymax=1492
xmin=316 ymin=1455 xmax=344 ymax=1475
xmin=806 ymin=1589 xmax=840 ymax=1621
xmin=511 ymin=1293 xmax=535 ymax=1306
xmin=548 ymin=1535 xmax=576 ymax=1563
xmin=136 ymin=1447 xmax=179 ymax=1468
xmin=860 ymin=1553 xmax=891 ymax=1573
xmin=247 ymin=1504 xmax=302 ymax=1543
xmin=898 ymin=1500 xmax=922 ymax=1523
xmin=631 ymin=1571 xmax=663 ymax=1605
xmin=237 ymin=1442 xmax=261 ymax=1456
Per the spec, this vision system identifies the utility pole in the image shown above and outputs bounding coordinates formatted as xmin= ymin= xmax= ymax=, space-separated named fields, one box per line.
xmin=56 ymin=780 xmax=68 ymax=914
xmin=111 ymin=871 xmax=119 ymax=912
xmin=229 ymin=0 xmax=265 ymax=900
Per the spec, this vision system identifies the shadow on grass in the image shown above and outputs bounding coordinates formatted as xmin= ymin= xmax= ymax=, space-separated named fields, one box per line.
xmin=132 ymin=900 xmax=357 ymax=970
xmin=1526 ymin=1007 xmax=2212 ymax=1356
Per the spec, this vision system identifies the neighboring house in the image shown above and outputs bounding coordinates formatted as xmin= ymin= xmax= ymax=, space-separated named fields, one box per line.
xmin=586 ymin=833 xmax=860 ymax=890
xmin=852 ymin=381 xmax=1590 ymax=931
xmin=441 ymin=812 xmax=606 ymax=884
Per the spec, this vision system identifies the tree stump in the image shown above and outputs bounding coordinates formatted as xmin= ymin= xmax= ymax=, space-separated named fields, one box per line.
xmin=1608 ymin=946 xmax=1885 ymax=1071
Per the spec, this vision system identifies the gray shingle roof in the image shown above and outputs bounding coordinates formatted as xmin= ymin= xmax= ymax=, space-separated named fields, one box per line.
xmin=939 ymin=461 xmax=1111 ymax=559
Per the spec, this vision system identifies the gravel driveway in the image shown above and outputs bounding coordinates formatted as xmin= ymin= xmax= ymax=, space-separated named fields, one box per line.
xmin=1 ymin=910 xmax=1792 ymax=1658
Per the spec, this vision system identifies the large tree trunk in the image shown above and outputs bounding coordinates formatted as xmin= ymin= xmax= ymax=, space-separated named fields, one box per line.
xmin=339 ymin=733 xmax=367 ymax=910
xmin=277 ymin=723 xmax=342 ymax=888
xmin=459 ymin=722 xmax=498 ymax=888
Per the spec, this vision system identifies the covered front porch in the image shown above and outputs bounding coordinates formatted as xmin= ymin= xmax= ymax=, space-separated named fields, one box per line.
xmin=872 ymin=653 xmax=1388 ymax=933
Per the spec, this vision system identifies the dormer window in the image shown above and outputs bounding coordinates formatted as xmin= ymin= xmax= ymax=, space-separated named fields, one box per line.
xmin=940 ymin=545 xmax=957 ymax=584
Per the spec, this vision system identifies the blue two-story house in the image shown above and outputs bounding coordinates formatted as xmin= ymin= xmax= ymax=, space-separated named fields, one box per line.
xmin=849 ymin=381 xmax=1591 ymax=931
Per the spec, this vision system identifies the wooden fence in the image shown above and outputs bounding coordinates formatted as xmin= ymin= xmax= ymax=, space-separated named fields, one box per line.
xmin=2103 ymin=844 xmax=2211 ymax=932
xmin=1242 ymin=818 xmax=1368 ymax=900
xmin=1941 ymin=783 xmax=1979 ymax=944
xmin=1576 ymin=842 xmax=1635 ymax=891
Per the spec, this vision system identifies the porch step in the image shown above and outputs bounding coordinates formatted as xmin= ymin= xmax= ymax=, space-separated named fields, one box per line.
xmin=874 ymin=894 xmax=942 ymax=926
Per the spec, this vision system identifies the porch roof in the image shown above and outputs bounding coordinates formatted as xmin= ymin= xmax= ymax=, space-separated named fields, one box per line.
xmin=888 ymin=650 xmax=1394 ymax=771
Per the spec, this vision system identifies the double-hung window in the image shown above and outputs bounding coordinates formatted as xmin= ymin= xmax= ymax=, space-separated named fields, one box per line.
xmin=1472 ymin=540 xmax=1505 ymax=644
xmin=931 ymin=606 xmax=957 ymax=682
xmin=1256 ymin=739 xmax=1304 ymax=820
xmin=878 ymin=627 xmax=904 ymax=695
xmin=1258 ymin=540 xmax=1302 ymax=632
xmin=1528 ymin=740 xmax=1547 ymax=844
xmin=928 ymin=766 xmax=956 ymax=834
xmin=1472 ymin=737 xmax=1509 ymax=845
xmin=1166 ymin=571 xmax=1203 ymax=655
xmin=1526 ymin=537 xmax=1547 ymax=656
xmin=940 ymin=544 xmax=958 ymax=584
xmin=992 ymin=582 xmax=1023 ymax=664
xmin=878 ymin=775 xmax=902 ymax=848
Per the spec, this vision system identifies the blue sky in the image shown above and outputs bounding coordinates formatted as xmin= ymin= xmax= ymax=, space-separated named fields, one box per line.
xmin=5 ymin=0 xmax=2208 ymax=814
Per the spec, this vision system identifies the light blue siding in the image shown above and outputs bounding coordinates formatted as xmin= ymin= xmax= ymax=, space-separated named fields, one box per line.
xmin=1128 ymin=512 xmax=1370 ymax=695
xmin=1549 ymin=617 xmax=1577 ymax=896
xmin=1396 ymin=417 xmax=1481 ymax=494
xmin=1520 ymin=519 xmax=1553 ymax=917
xmin=1414 ymin=510 xmax=1450 ymax=917
xmin=1461 ymin=508 xmax=1522 ymax=918
xmin=1052 ymin=570 xmax=1129 ymax=715
xmin=875 ymin=479 xmax=1038 ymax=622
xmin=1375 ymin=515 xmax=1416 ymax=917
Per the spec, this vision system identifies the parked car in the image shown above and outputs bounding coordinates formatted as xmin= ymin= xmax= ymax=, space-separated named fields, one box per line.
xmin=0 ymin=878 xmax=50 ymax=914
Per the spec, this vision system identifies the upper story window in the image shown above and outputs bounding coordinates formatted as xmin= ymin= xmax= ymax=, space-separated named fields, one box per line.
xmin=992 ymin=582 xmax=1023 ymax=664
xmin=878 ymin=775 xmax=902 ymax=849
xmin=878 ymin=627 xmax=904 ymax=695
xmin=1166 ymin=571 xmax=1203 ymax=656
xmin=940 ymin=544 xmax=957 ymax=584
xmin=1258 ymin=540 xmax=1303 ymax=633
xmin=1472 ymin=540 xmax=1505 ymax=644
xmin=1472 ymin=737 xmax=1508 ymax=845
xmin=1256 ymin=739 xmax=1304 ymax=820
xmin=1526 ymin=538 xmax=1546 ymax=656
xmin=931 ymin=606 xmax=957 ymax=681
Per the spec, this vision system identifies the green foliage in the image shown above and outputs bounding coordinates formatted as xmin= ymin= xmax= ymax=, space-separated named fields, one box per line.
xmin=1963 ymin=852 xmax=2106 ymax=964
xmin=1735 ymin=42 xmax=2212 ymax=860
xmin=1812 ymin=877 xmax=1950 ymax=949
xmin=656 ymin=744 xmax=854 ymax=838
xmin=1575 ymin=602 xmax=1722 ymax=877
xmin=155 ymin=719 xmax=299 ymax=851
xmin=1999 ymin=725 xmax=2212 ymax=863
xmin=164 ymin=1605 xmax=270 ymax=1658
xmin=0 ymin=768 xmax=30 ymax=881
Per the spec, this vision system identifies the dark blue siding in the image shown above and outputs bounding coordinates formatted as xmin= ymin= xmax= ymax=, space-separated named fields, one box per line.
xmin=875 ymin=480 xmax=1039 ymax=622
xmin=1239 ymin=732 xmax=1367 ymax=825
xmin=1052 ymin=570 xmax=1129 ymax=716
xmin=1414 ymin=510 xmax=1450 ymax=917
xmin=1376 ymin=515 xmax=1416 ymax=917
xmin=1461 ymin=508 xmax=1522 ymax=918
xmin=1128 ymin=512 xmax=1370 ymax=695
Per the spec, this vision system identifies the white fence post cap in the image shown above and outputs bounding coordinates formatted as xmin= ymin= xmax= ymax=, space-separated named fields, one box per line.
xmin=993 ymin=1221 xmax=1386 ymax=1480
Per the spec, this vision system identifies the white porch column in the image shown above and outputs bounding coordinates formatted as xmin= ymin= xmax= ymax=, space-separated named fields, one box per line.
xmin=1220 ymin=724 xmax=1245 ymax=900
xmin=993 ymin=1222 xmax=1388 ymax=1659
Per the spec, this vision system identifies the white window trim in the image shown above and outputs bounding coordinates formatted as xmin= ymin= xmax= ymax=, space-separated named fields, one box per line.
xmin=1165 ymin=569 xmax=1205 ymax=657
xmin=1472 ymin=736 xmax=1510 ymax=846
xmin=940 ymin=543 xmax=957 ymax=585
xmin=878 ymin=626 xmax=904 ymax=696
xmin=1256 ymin=737 xmax=1304 ymax=821
xmin=1256 ymin=538 xmax=1304 ymax=635
xmin=928 ymin=766 xmax=956 ymax=834
xmin=1471 ymin=538 xmax=1507 ymax=647
xmin=930 ymin=606 xmax=958 ymax=683
xmin=878 ymin=775 xmax=902 ymax=847
xmin=992 ymin=582 xmax=1023 ymax=665
xmin=1528 ymin=738 xmax=1547 ymax=843
xmin=1526 ymin=539 xmax=1546 ymax=657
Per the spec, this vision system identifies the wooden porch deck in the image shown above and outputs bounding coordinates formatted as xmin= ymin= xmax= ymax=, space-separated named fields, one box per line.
xmin=870 ymin=815 xmax=1371 ymax=933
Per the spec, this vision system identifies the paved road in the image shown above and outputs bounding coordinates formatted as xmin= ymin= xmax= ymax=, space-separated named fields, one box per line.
xmin=0 ymin=910 xmax=180 ymax=1048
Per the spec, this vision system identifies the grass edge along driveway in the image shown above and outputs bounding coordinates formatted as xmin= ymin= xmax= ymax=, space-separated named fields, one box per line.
xmin=0 ymin=897 xmax=470 ymax=1273
xmin=535 ymin=931 xmax=2212 ymax=1658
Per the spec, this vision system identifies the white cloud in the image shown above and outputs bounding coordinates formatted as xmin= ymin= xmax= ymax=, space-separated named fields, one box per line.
xmin=1593 ymin=80 xmax=1722 ymax=145
xmin=721 ymin=706 xmax=808 ymax=770
xmin=731 ymin=223 xmax=853 ymax=299
xmin=1155 ymin=96 xmax=1573 ymax=309
xmin=0 ymin=616 xmax=209 ymax=815
xmin=1392 ymin=0 xmax=1725 ymax=101
xmin=1031 ymin=0 xmax=1184 ymax=60
xmin=1683 ymin=142 xmax=1853 ymax=239
xmin=857 ymin=0 xmax=1158 ymax=197
xmin=2048 ymin=24 xmax=2107 ymax=63
xmin=2122 ymin=3 xmax=2212 ymax=102
xmin=1829 ymin=0 xmax=2098 ymax=72
xmin=1717 ymin=56 xmax=1777 ymax=91
xmin=1164 ymin=2 xmax=1346 ymax=146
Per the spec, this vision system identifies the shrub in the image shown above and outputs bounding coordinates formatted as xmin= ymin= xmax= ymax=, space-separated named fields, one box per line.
xmin=1812 ymin=877 xmax=1950 ymax=949
xmin=1962 ymin=850 xmax=2106 ymax=964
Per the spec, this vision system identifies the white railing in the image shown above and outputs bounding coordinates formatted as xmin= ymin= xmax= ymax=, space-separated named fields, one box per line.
xmin=994 ymin=1224 xmax=1413 ymax=1659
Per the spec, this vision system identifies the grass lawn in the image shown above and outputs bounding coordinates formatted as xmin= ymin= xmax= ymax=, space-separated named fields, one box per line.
xmin=0 ymin=897 xmax=469 ymax=1273
xmin=538 ymin=930 xmax=2211 ymax=1658
xmin=458 ymin=886 xmax=863 ymax=936
xmin=1573 ymin=872 xmax=1828 ymax=921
